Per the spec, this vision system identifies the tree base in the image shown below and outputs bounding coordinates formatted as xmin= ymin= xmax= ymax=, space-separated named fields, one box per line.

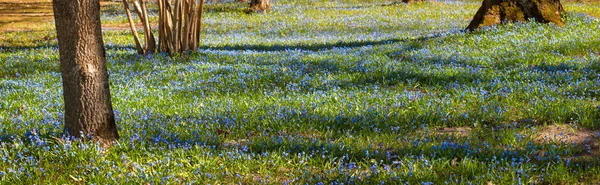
xmin=466 ymin=0 xmax=564 ymax=31
xmin=248 ymin=0 xmax=270 ymax=13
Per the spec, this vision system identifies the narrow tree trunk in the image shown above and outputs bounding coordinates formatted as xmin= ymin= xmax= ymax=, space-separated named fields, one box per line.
xmin=249 ymin=0 xmax=270 ymax=13
xmin=122 ymin=0 xmax=144 ymax=54
xmin=52 ymin=0 xmax=119 ymax=143
xmin=194 ymin=0 xmax=205 ymax=51
xmin=140 ymin=0 xmax=156 ymax=54
xmin=122 ymin=0 xmax=205 ymax=54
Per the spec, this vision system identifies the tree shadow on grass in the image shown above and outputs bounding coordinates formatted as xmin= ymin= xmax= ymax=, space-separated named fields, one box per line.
xmin=203 ymin=2 xmax=249 ymax=13
xmin=161 ymin=31 xmax=488 ymax=96
xmin=0 ymin=43 xmax=58 ymax=78
xmin=340 ymin=65 xmax=490 ymax=89
xmin=131 ymin=111 xmax=600 ymax=183
xmin=0 ymin=42 xmax=144 ymax=78
xmin=0 ymin=60 xmax=58 ymax=79
xmin=3 ymin=105 xmax=599 ymax=183
xmin=197 ymin=33 xmax=445 ymax=52
xmin=103 ymin=30 xmax=488 ymax=98
xmin=113 ymin=111 xmax=600 ymax=182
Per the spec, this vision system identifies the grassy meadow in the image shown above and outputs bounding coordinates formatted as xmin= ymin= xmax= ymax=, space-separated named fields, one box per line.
xmin=1 ymin=0 xmax=600 ymax=184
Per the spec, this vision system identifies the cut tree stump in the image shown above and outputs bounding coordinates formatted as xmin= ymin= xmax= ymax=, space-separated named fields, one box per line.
xmin=466 ymin=0 xmax=564 ymax=31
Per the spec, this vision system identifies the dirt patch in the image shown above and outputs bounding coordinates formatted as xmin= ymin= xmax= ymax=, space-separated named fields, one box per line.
xmin=0 ymin=1 xmax=54 ymax=32
xmin=534 ymin=124 xmax=600 ymax=144
xmin=534 ymin=124 xmax=600 ymax=158
xmin=0 ymin=0 xmax=50 ymax=3
xmin=224 ymin=138 xmax=249 ymax=146
xmin=433 ymin=127 xmax=472 ymax=137
xmin=0 ymin=0 xmax=122 ymax=33
xmin=102 ymin=24 xmax=144 ymax=31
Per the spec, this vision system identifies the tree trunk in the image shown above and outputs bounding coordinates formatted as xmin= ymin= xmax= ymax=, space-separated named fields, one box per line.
xmin=466 ymin=0 xmax=564 ymax=31
xmin=249 ymin=0 xmax=270 ymax=13
xmin=52 ymin=0 xmax=119 ymax=143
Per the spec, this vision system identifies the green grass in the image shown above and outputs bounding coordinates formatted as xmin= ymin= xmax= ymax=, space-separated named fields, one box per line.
xmin=1 ymin=0 xmax=600 ymax=184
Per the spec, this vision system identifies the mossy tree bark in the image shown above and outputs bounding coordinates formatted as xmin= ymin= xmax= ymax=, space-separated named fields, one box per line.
xmin=249 ymin=0 xmax=269 ymax=13
xmin=466 ymin=0 xmax=564 ymax=31
xmin=52 ymin=0 xmax=119 ymax=144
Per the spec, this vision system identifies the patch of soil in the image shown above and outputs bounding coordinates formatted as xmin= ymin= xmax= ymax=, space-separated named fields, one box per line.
xmin=534 ymin=124 xmax=599 ymax=144
xmin=534 ymin=124 xmax=600 ymax=157
xmin=0 ymin=0 xmax=54 ymax=32
xmin=0 ymin=0 xmax=121 ymax=33
xmin=433 ymin=127 xmax=472 ymax=137
xmin=102 ymin=24 xmax=148 ymax=31
xmin=0 ymin=0 xmax=50 ymax=3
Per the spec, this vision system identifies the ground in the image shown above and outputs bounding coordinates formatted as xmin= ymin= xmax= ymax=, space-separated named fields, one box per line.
xmin=1 ymin=0 xmax=600 ymax=184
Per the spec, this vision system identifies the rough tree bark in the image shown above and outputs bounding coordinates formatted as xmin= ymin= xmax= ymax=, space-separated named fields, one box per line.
xmin=466 ymin=0 xmax=564 ymax=31
xmin=52 ymin=0 xmax=119 ymax=143
xmin=249 ymin=0 xmax=270 ymax=13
